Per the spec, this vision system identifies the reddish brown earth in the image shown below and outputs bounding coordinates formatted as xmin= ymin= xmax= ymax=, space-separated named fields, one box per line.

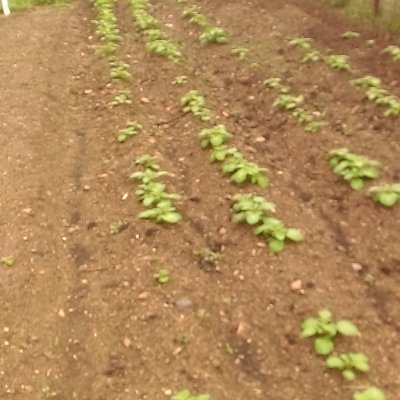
xmin=0 ymin=0 xmax=399 ymax=399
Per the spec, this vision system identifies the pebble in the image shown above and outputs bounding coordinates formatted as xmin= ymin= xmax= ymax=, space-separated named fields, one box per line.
xmin=351 ymin=262 xmax=363 ymax=272
xmin=122 ymin=337 xmax=132 ymax=348
xmin=140 ymin=97 xmax=150 ymax=104
xmin=138 ymin=292 xmax=149 ymax=300
xmin=254 ymin=136 xmax=266 ymax=143
xmin=175 ymin=297 xmax=193 ymax=309
xmin=58 ymin=309 xmax=66 ymax=318
xmin=290 ymin=279 xmax=304 ymax=294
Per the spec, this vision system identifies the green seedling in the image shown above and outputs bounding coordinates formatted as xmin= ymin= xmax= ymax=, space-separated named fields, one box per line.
xmin=110 ymin=60 xmax=132 ymax=81
xmin=369 ymin=184 xmax=400 ymax=207
xmin=96 ymin=42 xmax=118 ymax=58
xmin=222 ymin=152 xmax=269 ymax=187
xmin=109 ymin=220 xmax=129 ymax=235
xmin=231 ymin=194 xmax=276 ymax=225
xmin=153 ymin=268 xmax=170 ymax=284
xmin=231 ymin=47 xmax=249 ymax=60
xmin=288 ymin=36 xmax=312 ymax=49
xmin=325 ymin=54 xmax=350 ymax=70
xmin=341 ymin=31 xmax=360 ymax=39
xmin=353 ymin=387 xmax=386 ymax=400
xmin=172 ymin=75 xmax=188 ymax=85
xmin=301 ymin=309 xmax=359 ymax=355
xmin=199 ymin=27 xmax=228 ymax=45
xmin=182 ymin=6 xmax=199 ymax=18
xmin=305 ymin=120 xmax=325 ymax=133
xmin=273 ymin=94 xmax=303 ymax=110
xmin=189 ymin=13 xmax=208 ymax=27
xmin=171 ymin=390 xmax=210 ymax=400
xmin=326 ymin=353 xmax=369 ymax=380
xmin=365 ymin=87 xmax=390 ymax=102
xmin=146 ymin=40 xmax=182 ymax=61
xmin=130 ymin=169 xmax=169 ymax=183
xmin=254 ymin=217 xmax=304 ymax=253
xmin=302 ymin=50 xmax=321 ymax=63
xmin=383 ymin=45 xmax=400 ymax=61
xmin=117 ymin=121 xmax=143 ymax=143
xmin=142 ymin=28 xmax=166 ymax=41
xmin=138 ymin=200 xmax=182 ymax=223
xmin=180 ymin=90 xmax=212 ymax=121
xmin=328 ymin=148 xmax=380 ymax=190
xmin=110 ymin=90 xmax=132 ymax=107
xmin=136 ymin=181 xmax=181 ymax=207
xmin=1 ymin=256 xmax=15 ymax=266
xmin=199 ymin=124 xmax=232 ymax=148
xmin=263 ymin=77 xmax=289 ymax=93
xmin=292 ymin=108 xmax=313 ymax=124
xmin=351 ymin=75 xmax=382 ymax=88
xmin=134 ymin=11 xmax=158 ymax=30
xmin=209 ymin=145 xmax=238 ymax=162
xmin=135 ymin=155 xmax=160 ymax=170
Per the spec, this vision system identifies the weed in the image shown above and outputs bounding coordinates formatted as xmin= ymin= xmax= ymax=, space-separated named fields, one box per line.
xmin=222 ymin=152 xmax=269 ymax=187
xmin=197 ymin=248 xmax=221 ymax=271
xmin=199 ymin=124 xmax=232 ymax=148
xmin=171 ymin=390 xmax=210 ymax=400
xmin=369 ymin=184 xmax=400 ymax=207
xmin=1 ymin=256 xmax=15 ymax=266
xmin=110 ymin=90 xmax=132 ymax=107
xmin=231 ymin=47 xmax=249 ymax=60
xmin=117 ymin=121 xmax=143 ymax=143
xmin=199 ymin=27 xmax=228 ymax=45
xmin=153 ymin=268 xmax=170 ymax=284
xmin=146 ymin=39 xmax=182 ymax=61
xmin=288 ymin=36 xmax=312 ymax=49
xmin=302 ymin=50 xmax=321 ymax=63
xmin=273 ymin=94 xmax=303 ymax=110
xmin=172 ymin=75 xmax=188 ymax=85
xmin=181 ymin=90 xmax=212 ymax=121
xmin=326 ymin=352 xmax=369 ymax=380
xmin=328 ymin=148 xmax=380 ymax=190
xmin=301 ymin=309 xmax=359 ymax=355
xmin=341 ymin=31 xmax=360 ymax=39
xmin=110 ymin=60 xmax=132 ymax=81
xmin=231 ymin=194 xmax=276 ymax=225
xmin=109 ymin=220 xmax=129 ymax=234
xmin=353 ymin=387 xmax=386 ymax=400
xmin=325 ymin=54 xmax=351 ymax=70
xmin=382 ymin=45 xmax=400 ymax=61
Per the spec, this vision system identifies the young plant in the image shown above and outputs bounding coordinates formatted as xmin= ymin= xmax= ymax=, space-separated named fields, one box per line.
xmin=199 ymin=27 xmax=228 ymax=45
xmin=273 ymin=94 xmax=303 ymax=110
xmin=109 ymin=220 xmax=129 ymax=235
xmin=171 ymin=390 xmax=210 ymax=400
xmin=136 ymin=181 xmax=181 ymax=207
xmin=302 ymin=50 xmax=321 ymax=63
xmin=138 ymin=200 xmax=182 ymax=223
xmin=305 ymin=120 xmax=325 ymax=133
xmin=172 ymin=75 xmax=188 ymax=85
xmin=353 ymin=387 xmax=386 ymax=400
xmin=130 ymin=168 xmax=169 ymax=183
xmin=142 ymin=28 xmax=166 ymax=41
xmin=328 ymin=148 xmax=380 ymax=190
xmin=180 ymin=90 xmax=212 ymax=121
xmin=110 ymin=90 xmax=132 ymax=107
xmin=222 ymin=152 xmax=269 ymax=187
xmin=182 ymin=6 xmax=199 ymax=18
xmin=153 ymin=268 xmax=170 ymax=284
xmin=369 ymin=184 xmax=400 ymax=207
xmin=189 ymin=13 xmax=208 ymax=27
xmin=254 ymin=217 xmax=304 ymax=253
xmin=209 ymin=145 xmax=237 ymax=162
xmin=231 ymin=47 xmax=249 ymax=60
xmin=199 ymin=124 xmax=232 ymax=148
xmin=326 ymin=352 xmax=369 ymax=380
xmin=231 ymin=194 xmax=276 ymax=225
xmin=341 ymin=31 xmax=360 ymax=39
xmin=134 ymin=11 xmax=158 ymax=31
xmin=110 ymin=60 xmax=132 ymax=81
xmin=292 ymin=108 xmax=313 ymax=124
xmin=264 ymin=77 xmax=289 ymax=93
xmin=96 ymin=41 xmax=118 ymax=58
xmin=383 ymin=45 xmax=400 ymax=61
xmin=351 ymin=75 xmax=382 ymax=88
xmin=146 ymin=39 xmax=182 ymax=61
xmin=288 ymin=36 xmax=312 ymax=50
xmin=135 ymin=154 xmax=160 ymax=170
xmin=325 ymin=54 xmax=351 ymax=70
xmin=301 ymin=309 xmax=359 ymax=355
xmin=116 ymin=121 xmax=143 ymax=143
xmin=1 ymin=256 xmax=15 ymax=266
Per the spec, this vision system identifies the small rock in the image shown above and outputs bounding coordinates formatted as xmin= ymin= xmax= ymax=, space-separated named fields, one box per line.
xmin=140 ymin=97 xmax=150 ymax=104
xmin=122 ymin=337 xmax=132 ymax=348
xmin=138 ymin=292 xmax=149 ymax=300
xmin=175 ymin=297 xmax=193 ymax=309
xmin=58 ymin=309 xmax=66 ymax=318
xmin=254 ymin=136 xmax=266 ymax=143
xmin=351 ymin=262 xmax=363 ymax=272
xmin=290 ymin=279 xmax=304 ymax=294
xmin=218 ymin=227 xmax=227 ymax=235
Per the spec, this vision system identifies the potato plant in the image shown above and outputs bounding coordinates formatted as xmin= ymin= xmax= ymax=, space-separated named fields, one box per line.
xmin=369 ymin=184 xmax=400 ymax=207
xmin=326 ymin=353 xmax=369 ymax=380
xmin=302 ymin=50 xmax=321 ymax=63
xmin=180 ymin=90 xmax=212 ymax=121
xmin=231 ymin=47 xmax=249 ymax=60
xmin=231 ymin=194 xmax=276 ymax=225
xmin=353 ymin=388 xmax=386 ymax=400
xmin=110 ymin=90 xmax=132 ymax=107
xmin=288 ymin=36 xmax=312 ymax=50
xmin=171 ymin=390 xmax=210 ymax=400
xmin=199 ymin=27 xmax=228 ymax=45
xmin=325 ymin=54 xmax=351 ymax=71
xmin=110 ymin=60 xmax=132 ymax=81
xmin=199 ymin=124 xmax=232 ymax=148
xmin=328 ymin=148 xmax=380 ymax=190
xmin=116 ymin=121 xmax=143 ymax=143
xmin=383 ymin=45 xmax=400 ymax=62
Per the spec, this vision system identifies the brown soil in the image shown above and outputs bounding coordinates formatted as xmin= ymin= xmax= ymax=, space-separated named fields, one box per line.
xmin=0 ymin=0 xmax=399 ymax=399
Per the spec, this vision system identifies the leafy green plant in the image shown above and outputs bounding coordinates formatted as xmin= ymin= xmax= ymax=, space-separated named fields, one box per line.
xmin=353 ymin=387 xmax=386 ymax=400
xmin=153 ymin=268 xmax=170 ymax=284
xmin=301 ymin=309 xmax=359 ymax=355
xmin=110 ymin=60 xmax=132 ymax=81
xmin=383 ymin=45 xmax=400 ymax=61
xmin=138 ymin=199 xmax=182 ymax=223
xmin=326 ymin=353 xmax=369 ymax=380
xmin=199 ymin=27 xmax=228 ymax=45
xmin=222 ymin=152 xmax=269 ymax=187
xmin=189 ymin=13 xmax=208 ymax=27
xmin=146 ymin=39 xmax=182 ymax=61
xmin=369 ymin=184 xmax=400 ymax=207
xmin=231 ymin=47 xmax=249 ymax=60
xmin=96 ymin=41 xmax=118 ymax=58
xmin=231 ymin=194 xmax=276 ymax=225
xmin=130 ymin=169 xmax=169 ymax=183
xmin=325 ymin=54 xmax=350 ymax=70
xmin=182 ymin=6 xmax=199 ymax=18
xmin=110 ymin=90 xmax=132 ymax=107
xmin=305 ymin=120 xmax=325 ymax=133
xmin=341 ymin=31 xmax=360 ymax=39
xmin=199 ymin=124 xmax=232 ymax=148
xmin=117 ymin=121 xmax=143 ymax=143
xmin=273 ymin=94 xmax=303 ymax=110
xmin=302 ymin=50 xmax=321 ymax=63
xmin=292 ymin=108 xmax=313 ymax=124
xmin=264 ymin=77 xmax=289 ymax=93
xmin=135 ymin=154 xmax=160 ymax=170
xmin=209 ymin=145 xmax=237 ymax=162
xmin=171 ymin=390 xmax=210 ymax=400
xmin=136 ymin=181 xmax=181 ymax=207
xmin=134 ymin=10 xmax=158 ymax=30
xmin=172 ymin=75 xmax=188 ymax=85
xmin=328 ymin=148 xmax=380 ymax=190
xmin=142 ymin=28 xmax=166 ymax=41
xmin=180 ymin=90 xmax=212 ymax=121
xmin=351 ymin=75 xmax=382 ymax=88
xmin=1 ymin=256 xmax=15 ymax=266
xmin=288 ymin=36 xmax=312 ymax=49
xmin=254 ymin=217 xmax=304 ymax=253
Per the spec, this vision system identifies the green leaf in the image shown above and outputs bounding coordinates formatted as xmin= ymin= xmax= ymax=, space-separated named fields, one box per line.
xmin=336 ymin=320 xmax=359 ymax=336
xmin=1 ymin=256 xmax=15 ymax=266
xmin=377 ymin=192 xmax=398 ymax=206
xmin=314 ymin=336 xmax=334 ymax=355
xmin=256 ymin=175 xmax=269 ymax=187
xmin=326 ymin=356 xmax=345 ymax=369
xmin=138 ymin=209 xmax=158 ymax=219
xmin=301 ymin=318 xmax=319 ymax=337
xmin=268 ymin=239 xmax=285 ymax=253
xmin=353 ymin=387 xmax=386 ymax=400
xmin=318 ymin=309 xmax=332 ymax=322
xmin=171 ymin=390 xmax=191 ymax=400
xmin=350 ymin=178 xmax=364 ymax=190
xmin=231 ymin=169 xmax=247 ymax=183
xmin=246 ymin=212 xmax=261 ymax=225
xmin=342 ymin=369 xmax=356 ymax=381
xmin=286 ymin=228 xmax=304 ymax=242
xmin=196 ymin=395 xmax=211 ymax=400
xmin=161 ymin=212 xmax=182 ymax=224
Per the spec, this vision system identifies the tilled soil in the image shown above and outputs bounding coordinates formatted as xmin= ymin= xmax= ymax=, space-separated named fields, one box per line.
xmin=0 ymin=1 xmax=399 ymax=399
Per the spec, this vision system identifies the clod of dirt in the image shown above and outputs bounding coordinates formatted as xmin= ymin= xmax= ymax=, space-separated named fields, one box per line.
xmin=175 ymin=297 xmax=193 ymax=309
